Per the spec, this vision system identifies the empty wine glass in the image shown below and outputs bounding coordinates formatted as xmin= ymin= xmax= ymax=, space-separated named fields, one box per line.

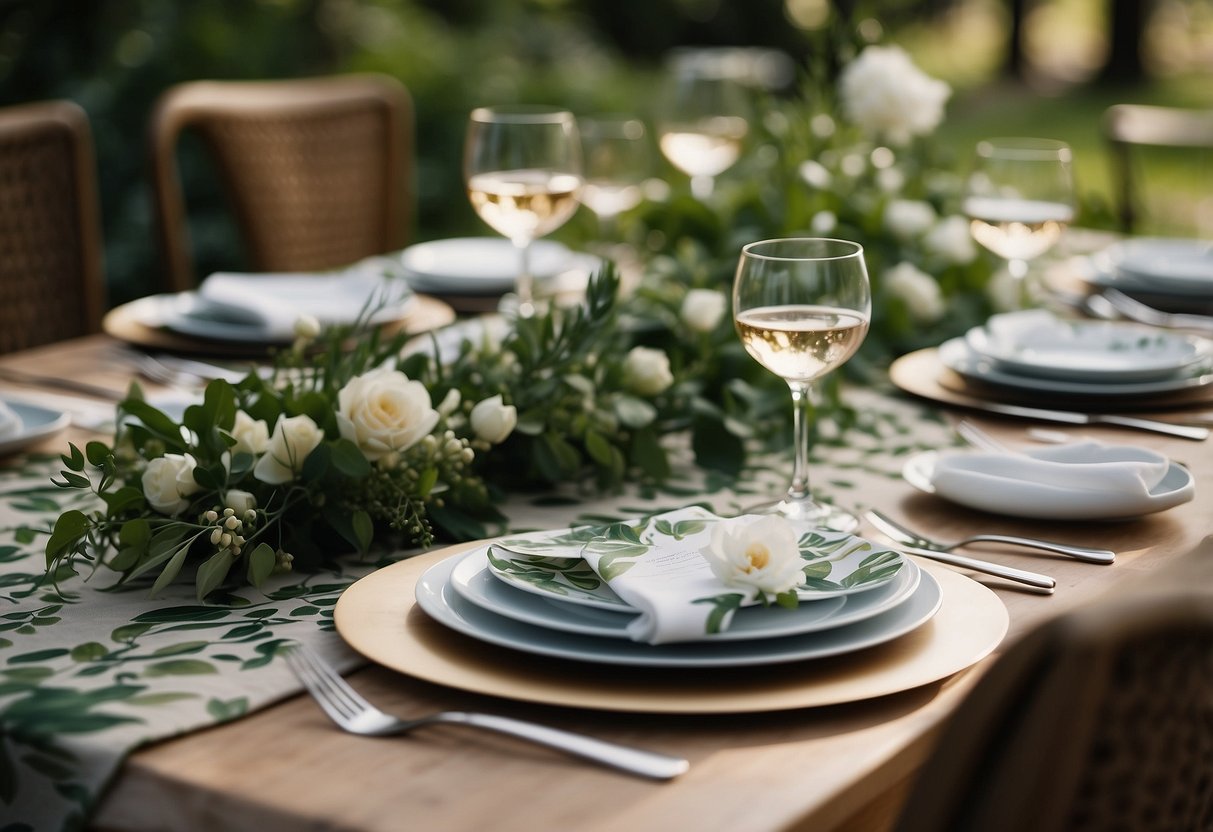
xmin=657 ymin=55 xmax=750 ymax=200
xmin=579 ymin=115 xmax=650 ymax=241
xmin=465 ymin=106 xmax=582 ymax=317
xmin=733 ymin=238 xmax=871 ymax=532
xmin=963 ymin=138 xmax=1076 ymax=307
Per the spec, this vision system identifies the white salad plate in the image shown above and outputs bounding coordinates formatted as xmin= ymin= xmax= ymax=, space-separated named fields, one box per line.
xmin=1086 ymin=238 xmax=1213 ymax=299
xmin=415 ymin=552 xmax=942 ymax=668
xmin=964 ymin=311 xmax=1210 ymax=383
xmin=400 ymin=237 xmax=593 ymax=295
xmin=939 ymin=337 xmax=1213 ymax=397
xmin=0 ymin=400 xmax=71 ymax=457
xmin=902 ymin=450 xmax=1195 ymax=520
xmin=450 ymin=546 xmax=922 ymax=642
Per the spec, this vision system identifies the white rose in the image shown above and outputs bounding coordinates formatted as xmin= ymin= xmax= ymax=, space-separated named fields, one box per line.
xmin=839 ymin=45 xmax=951 ymax=144
xmin=253 ymin=414 xmax=325 ymax=484
xmin=142 ymin=453 xmax=201 ymax=516
xmin=224 ymin=489 xmax=256 ymax=515
xmin=336 ymin=368 xmax=439 ymax=462
xmin=877 ymin=166 xmax=906 ymax=193
xmin=229 ymin=410 xmax=270 ymax=456
xmin=294 ymin=315 xmax=321 ymax=339
xmin=885 ymin=262 xmax=946 ymax=324
xmin=811 ymin=210 xmax=837 ymax=234
xmin=470 ymin=395 xmax=517 ymax=444
xmin=923 ymin=215 xmax=978 ymax=265
xmin=680 ymin=289 xmax=727 ymax=333
xmin=701 ymin=515 xmax=806 ymax=597
xmin=622 ymin=347 xmax=674 ymax=397
xmin=884 ymin=199 xmax=936 ymax=240
xmin=798 ymin=159 xmax=832 ymax=189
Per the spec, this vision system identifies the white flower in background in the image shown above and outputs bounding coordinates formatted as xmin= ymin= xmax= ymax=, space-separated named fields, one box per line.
xmin=142 ymin=453 xmax=201 ymax=516
xmin=810 ymin=113 xmax=836 ymax=138
xmin=838 ymin=45 xmax=951 ymax=144
xmin=811 ymin=210 xmax=838 ymax=234
xmin=293 ymin=315 xmax=321 ymax=340
xmin=885 ymin=261 xmax=946 ymax=323
xmin=436 ymin=388 xmax=461 ymax=417
xmin=877 ymin=166 xmax=906 ymax=193
xmin=923 ymin=215 xmax=979 ymax=265
xmin=229 ymin=410 xmax=270 ymax=456
xmin=681 ymin=289 xmax=727 ymax=333
xmin=470 ymin=395 xmax=517 ymax=444
xmin=224 ymin=489 xmax=257 ymax=515
xmin=622 ymin=347 xmax=674 ymax=397
xmin=798 ymin=160 xmax=832 ymax=189
xmin=336 ymin=368 xmax=438 ymax=462
xmin=840 ymin=153 xmax=866 ymax=178
xmin=884 ymin=199 xmax=937 ymax=240
xmin=987 ymin=269 xmax=1022 ymax=312
xmin=254 ymin=414 xmax=325 ymax=484
xmin=701 ymin=515 xmax=806 ymax=596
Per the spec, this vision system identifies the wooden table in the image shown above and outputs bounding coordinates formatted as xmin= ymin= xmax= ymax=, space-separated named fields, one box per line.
xmin=4 ymin=335 xmax=1208 ymax=832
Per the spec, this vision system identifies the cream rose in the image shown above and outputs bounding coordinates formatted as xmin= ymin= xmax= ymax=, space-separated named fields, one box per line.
xmin=701 ymin=515 xmax=806 ymax=596
xmin=470 ymin=395 xmax=517 ymax=444
xmin=229 ymin=410 xmax=270 ymax=456
xmin=336 ymin=368 xmax=439 ymax=462
xmin=680 ymin=289 xmax=727 ymax=334
xmin=839 ymin=45 xmax=951 ymax=144
xmin=253 ymin=414 xmax=325 ymax=484
xmin=884 ymin=199 xmax=936 ymax=240
xmin=885 ymin=262 xmax=946 ymax=324
xmin=622 ymin=347 xmax=674 ymax=397
xmin=923 ymin=215 xmax=978 ymax=265
xmin=142 ymin=453 xmax=201 ymax=516
xmin=224 ymin=489 xmax=257 ymax=515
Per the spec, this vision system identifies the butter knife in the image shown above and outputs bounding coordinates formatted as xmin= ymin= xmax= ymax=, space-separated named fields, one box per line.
xmin=960 ymin=400 xmax=1208 ymax=441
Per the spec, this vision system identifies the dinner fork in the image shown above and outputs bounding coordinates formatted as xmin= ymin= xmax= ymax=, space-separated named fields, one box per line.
xmin=284 ymin=645 xmax=689 ymax=780
xmin=1099 ymin=289 xmax=1213 ymax=336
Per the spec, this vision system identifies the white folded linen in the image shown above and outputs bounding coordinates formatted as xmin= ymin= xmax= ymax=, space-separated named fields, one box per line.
xmin=930 ymin=441 xmax=1173 ymax=519
xmin=195 ymin=256 xmax=414 ymax=339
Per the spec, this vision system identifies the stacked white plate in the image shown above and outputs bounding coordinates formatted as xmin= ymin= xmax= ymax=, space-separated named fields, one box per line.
xmin=1086 ymin=237 xmax=1213 ymax=308
xmin=413 ymin=521 xmax=942 ymax=668
xmin=939 ymin=309 xmax=1213 ymax=398
xmin=399 ymin=237 xmax=598 ymax=296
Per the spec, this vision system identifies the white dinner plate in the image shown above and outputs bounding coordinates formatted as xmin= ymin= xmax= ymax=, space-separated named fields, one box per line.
xmin=416 ymin=552 xmax=942 ymax=667
xmin=902 ymin=450 xmax=1195 ymax=520
xmin=939 ymin=337 xmax=1213 ymax=397
xmin=1085 ymin=239 xmax=1213 ymax=300
xmin=964 ymin=312 xmax=1210 ymax=383
xmin=451 ymin=546 xmax=924 ymax=642
xmin=0 ymin=400 xmax=71 ymax=457
xmin=400 ymin=238 xmax=585 ymax=294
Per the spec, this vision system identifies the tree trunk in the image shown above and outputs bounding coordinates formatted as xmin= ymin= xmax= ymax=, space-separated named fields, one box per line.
xmin=1098 ymin=0 xmax=1148 ymax=84
xmin=1003 ymin=0 xmax=1028 ymax=79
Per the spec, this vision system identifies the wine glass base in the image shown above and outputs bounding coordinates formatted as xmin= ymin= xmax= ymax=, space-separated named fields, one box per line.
xmin=741 ymin=497 xmax=859 ymax=533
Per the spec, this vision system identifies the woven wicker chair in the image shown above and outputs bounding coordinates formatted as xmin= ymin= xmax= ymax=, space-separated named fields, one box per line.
xmin=894 ymin=536 xmax=1213 ymax=832
xmin=0 ymin=100 xmax=105 ymax=353
xmin=148 ymin=74 xmax=413 ymax=293
xmin=1102 ymin=104 xmax=1213 ymax=233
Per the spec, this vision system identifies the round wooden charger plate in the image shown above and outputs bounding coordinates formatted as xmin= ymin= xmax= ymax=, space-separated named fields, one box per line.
xmin=102 ymin=294 xmax=456 ymax=358
xmin=333 ymin=543 xmax=1008 ymax=714
xmin=890 ymin=347 xmax=1213 ymax=415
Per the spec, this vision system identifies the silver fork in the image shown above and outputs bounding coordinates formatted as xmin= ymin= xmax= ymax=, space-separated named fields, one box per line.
xmin=284 ymin=645 xmax=689 ymax=780
xmin=1100 ymin=288 xmax=1213 ymax=335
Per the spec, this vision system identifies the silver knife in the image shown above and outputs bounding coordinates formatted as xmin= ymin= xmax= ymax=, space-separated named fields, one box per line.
xmin=963 ymin=400 xmax=1208 ymax=441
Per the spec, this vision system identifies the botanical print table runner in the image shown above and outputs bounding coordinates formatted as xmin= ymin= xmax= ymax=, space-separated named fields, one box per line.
xmin=0 ymin=388 xmax=949 ymax=831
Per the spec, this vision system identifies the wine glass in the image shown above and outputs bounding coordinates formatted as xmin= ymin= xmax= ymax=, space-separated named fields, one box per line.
xmin=656 ymin=55 xmax=750 ymax=200
xmin=465 ymin=106 xmax=582 ymax=317
xmin=579 ymin=115 xmax=650 ymax=241
xmin=733 ymin=238 xmax=871 ymax=532
xmin=963 ymin=138 xmax=1076 ymax=307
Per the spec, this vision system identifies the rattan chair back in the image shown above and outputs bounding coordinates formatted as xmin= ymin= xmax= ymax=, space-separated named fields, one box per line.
xmin=149 ymin=74 xmax=412 ymax=292
xmin=0 ymin=100 xmax=105 ymax=352
xmin=895 ymin=536 xmax=1213 ymax=832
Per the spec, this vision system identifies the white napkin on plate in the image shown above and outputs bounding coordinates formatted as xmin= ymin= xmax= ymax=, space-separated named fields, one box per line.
xmin=0 ymin=400 xmax=22 ymax=438
xmin=195 ymin=255 xmax=414 ymax=339
xmin=930 ymin=441 xmax=1172 ymax=518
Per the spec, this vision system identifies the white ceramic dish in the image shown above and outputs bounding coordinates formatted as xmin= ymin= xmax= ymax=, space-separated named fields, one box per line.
xmin=451 ymin=546 xmax=923 ymax=643
xmin=964 ymin=312 xmax=1210 ymax=383
xmin=400 ymin=238 xmax=585 ymax=294
xmin=902 ymin=450 xmax=1194 ymax=520
xmin=415 ymin=552 xmax=942 ymax=668
xmin=0 ymin=400 xmax=71 ymax=457
xmin=939 ymin=337 xmax=1213 ymax=397
xmin=1085 ymin=238 xmax=1213 ymax=300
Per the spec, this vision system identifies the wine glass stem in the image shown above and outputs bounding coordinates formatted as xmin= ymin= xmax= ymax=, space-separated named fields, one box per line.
xmin=786 ymin=380 xmax=814 ymax=503
xmin=514 ymin=238 xmax=535 ymax=318
xmin=690 ymin=175 xmax=714 ymax=200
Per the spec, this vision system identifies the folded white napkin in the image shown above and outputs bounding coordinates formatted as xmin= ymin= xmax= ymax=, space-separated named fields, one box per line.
xmin=196 ymin=256 xmax=414 ymax=339
xmin=930 ymin=441 xmax=1172 ymax=519
xmin=0 ymin=400 xmax=22 ymax=438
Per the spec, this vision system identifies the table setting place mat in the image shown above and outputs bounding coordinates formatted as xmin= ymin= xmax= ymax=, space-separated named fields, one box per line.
xmin=333 ymin=514 xmax=1010 ymax=714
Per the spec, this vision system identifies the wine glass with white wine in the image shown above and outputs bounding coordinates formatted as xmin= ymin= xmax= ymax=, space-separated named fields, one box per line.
xmin=963 ymin=138 xmax=1075 ymax=307
xmin=733 ymin=238 xmax=871 ymax=532
xmin=465 ymin=106 xmax=582 ymax=317
xmin=579 ymin=115 xmax=650 ymax=242
xmin=657 ymin=56 xmax=749 ymax=200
